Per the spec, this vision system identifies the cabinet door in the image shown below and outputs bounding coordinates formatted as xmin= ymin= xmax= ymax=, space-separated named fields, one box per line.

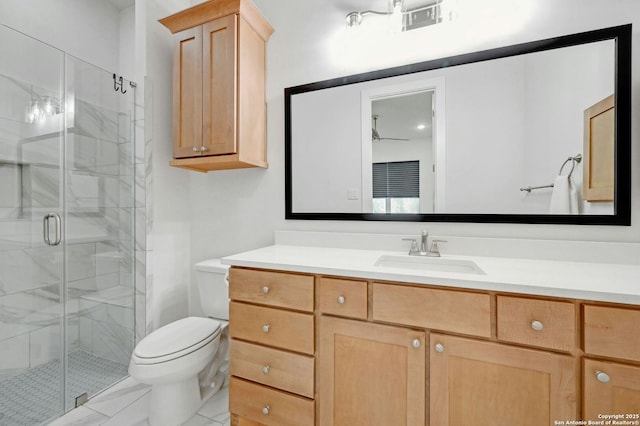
xmin=202 ymin=14 xmax=237 ymax=156
xmin=430 ymin=333 xmax=576 ymax=425
xmin=319 ymin=316 xmax=426 ymax=426
xmin=583 ymin=358 xmax=640 ymax=421
xmin=173 ymin=26 xmax=203 ymax=158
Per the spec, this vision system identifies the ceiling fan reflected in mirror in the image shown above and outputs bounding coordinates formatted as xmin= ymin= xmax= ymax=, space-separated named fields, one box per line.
xmin=372 ymin=114 xmax=410 ymax=142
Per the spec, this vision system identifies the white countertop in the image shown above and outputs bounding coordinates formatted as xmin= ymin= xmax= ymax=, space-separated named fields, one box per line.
xmin=222 ymin=244 xmax=640 ymax=305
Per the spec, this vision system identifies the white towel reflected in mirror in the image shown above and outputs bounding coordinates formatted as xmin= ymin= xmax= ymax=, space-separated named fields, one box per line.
xmin=549 ymin=176 xmax=580 ymax=214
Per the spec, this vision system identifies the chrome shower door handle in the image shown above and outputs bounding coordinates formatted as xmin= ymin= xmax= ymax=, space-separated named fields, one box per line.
xmin=43 ymin=213 xmax=62 ymax=246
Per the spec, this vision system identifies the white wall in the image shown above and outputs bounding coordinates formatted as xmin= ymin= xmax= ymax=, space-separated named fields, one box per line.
xmin=522 ymin=40 xmax=615 ymax=215
xmin=143 ymin=0 xmax=194 ymax=328
xmin=0 ymin=0 xmax=120 ymax=73
xmin=167 ymin=0 xmax=640 ymax=316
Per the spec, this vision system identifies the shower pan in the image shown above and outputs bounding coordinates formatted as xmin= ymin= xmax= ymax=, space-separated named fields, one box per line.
xmin=0 ymin=25 xmax=136 ymax=425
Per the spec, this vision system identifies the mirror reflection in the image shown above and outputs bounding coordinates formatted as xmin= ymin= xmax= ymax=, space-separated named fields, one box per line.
xmin=286 ymin=25 xmax=631 ymax=224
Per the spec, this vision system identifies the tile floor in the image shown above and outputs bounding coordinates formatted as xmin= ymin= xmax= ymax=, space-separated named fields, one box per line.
xmin=47 ymin=377 xmax=230 ymax=426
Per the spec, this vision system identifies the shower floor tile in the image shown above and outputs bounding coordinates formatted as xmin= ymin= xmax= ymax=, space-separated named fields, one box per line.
xmin=0 ymin=350 xmax=128 ymax=426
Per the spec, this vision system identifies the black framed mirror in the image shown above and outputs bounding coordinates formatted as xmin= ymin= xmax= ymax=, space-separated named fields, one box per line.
xmin=285 ymin=24 xmax=631 ymax=225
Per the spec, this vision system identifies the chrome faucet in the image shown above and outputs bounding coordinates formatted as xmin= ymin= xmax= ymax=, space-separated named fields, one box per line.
xmin=420 ymin=230 xmax=428 ymax=253
xmin=403 ymin=230 xmax=447 ymax=257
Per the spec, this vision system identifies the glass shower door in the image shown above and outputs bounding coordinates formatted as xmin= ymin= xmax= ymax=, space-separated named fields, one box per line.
xmin=63 ymin=55 xmax=135 ymax=410
xmin=0 ymin=25 xmax=66 ymax=425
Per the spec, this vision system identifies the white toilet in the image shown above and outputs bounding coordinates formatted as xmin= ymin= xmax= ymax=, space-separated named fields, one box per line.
xmin=129 ymin=259 xmax=230 ymax=426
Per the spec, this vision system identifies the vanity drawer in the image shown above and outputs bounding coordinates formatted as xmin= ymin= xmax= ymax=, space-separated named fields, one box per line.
xmin=583 ymin=305 xmax=640 ymax=362
xmin=230 ymin=340 xmax=314 ymax=398
xmin=497 ymin=296 xmax=576 ymax=352
xmin=230 ymin=302 xmax=314 ymax=355
xmin=372 ymin=283 xmax=491 ymax=337
xmin=229 ymin=268 xmax=314 ymax=312
xmin=319 ymin=277 xmax=368 ymax=319
xmin=230 ymin=377 xmax=314 ymax=426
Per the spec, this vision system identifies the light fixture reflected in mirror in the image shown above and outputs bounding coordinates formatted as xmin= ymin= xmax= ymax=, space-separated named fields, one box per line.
xmin=25 ymin=86 xmax=62 ymax=124
xmin=346 ymin=0 xmax=454 ymax=32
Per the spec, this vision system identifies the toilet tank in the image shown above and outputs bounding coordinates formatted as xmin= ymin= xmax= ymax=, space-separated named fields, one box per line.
xmin=194 ymin=259 xmax=230 ymax=320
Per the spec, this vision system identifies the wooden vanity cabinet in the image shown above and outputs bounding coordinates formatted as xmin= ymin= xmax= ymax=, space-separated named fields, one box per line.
xmin=318 ymin=316 xmax=426 ymax=426
xmin=430 ymin=333 xmax=577 ymax=425
xmin=159 ymin=0 xmax=273 ymax=172
xmin=583 ymin=359 xmax=640 ymax=420
xmin=228 ymin=268 xmax=315 ymax=426
xmin=228 ymin=266 xmax=640 ymax=425
xmin=582 ymin=305 xmax=640 ymax=420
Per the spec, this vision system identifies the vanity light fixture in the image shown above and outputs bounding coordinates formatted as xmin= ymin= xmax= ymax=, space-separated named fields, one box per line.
xmin=346 ymin=0 xmax=453 ymax=32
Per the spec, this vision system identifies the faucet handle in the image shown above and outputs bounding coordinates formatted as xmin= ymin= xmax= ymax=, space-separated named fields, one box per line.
xmin=429 ymin=239 xmax=448 ymax=256
xmin=402 ymin=238 xmax=419 ymax=254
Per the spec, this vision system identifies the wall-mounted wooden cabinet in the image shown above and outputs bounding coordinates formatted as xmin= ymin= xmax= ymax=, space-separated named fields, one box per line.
xmin=583 ymin=94 xmax=614 ymax=201
xmin=160 ymin=0 xmax=273 ymax=172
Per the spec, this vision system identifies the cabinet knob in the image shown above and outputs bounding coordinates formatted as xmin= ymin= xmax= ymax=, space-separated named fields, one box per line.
xmin=531 ymin=320 xmax=544 ymax=331
xmin=262 ymin=406 xmax=270 ymax=415
xmin=412 ymin=339 xmax=421 ymax=348
xmin=262 ymin=286 xmax=270 ymax=294
xmin=262 ymin=324 xmax=270 ymax=333
xmin=262 ymin=365 xmax=270 ymax=374
xmin=595 ymin=370 xmax=610 ymax=383
xmin=434 ymin=343 xmax=445 ymax=353
xmin=337 ymin=296 xmax=345 ymax=304
xmin=192 ymin=146 xmax=199 ymax=152
xmin=200 ymin=146 xmax=208 ymax=152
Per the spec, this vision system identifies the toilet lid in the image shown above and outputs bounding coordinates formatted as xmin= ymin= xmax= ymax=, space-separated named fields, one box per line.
xmin=134 ymin=317 xmax=221 ymax=359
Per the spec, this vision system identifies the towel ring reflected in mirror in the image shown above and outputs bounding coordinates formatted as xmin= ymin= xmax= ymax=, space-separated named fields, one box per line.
xmin=520 ymin=154 xmax=583 ymax=193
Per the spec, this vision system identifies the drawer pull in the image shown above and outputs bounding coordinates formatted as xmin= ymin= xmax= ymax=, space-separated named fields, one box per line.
xmin=262 ymin=324 xmax=270 ymax=333
xmin=262 ymin=406 xmax=270 ymax=415
xmin=412 ymin=339 xmax=421 ymax=348
xmin=434 ymin=343 xmax=445 ymax=353
xmin=337 ymin=296 xmax=345 ymax=304
xmin=262 ymin=286 xmax=270 ymax=294
xmin=595 ymin=370 xmax=610 ymax=383
xmin=531 ymin=320 xmax=544 ymax=331
xmin=262 ymin=365 xmax=270 ymax=374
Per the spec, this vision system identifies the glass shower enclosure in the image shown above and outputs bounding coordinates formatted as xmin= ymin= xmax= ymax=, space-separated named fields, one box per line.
xmin=0 ymin=25 xmax=136 ymax=425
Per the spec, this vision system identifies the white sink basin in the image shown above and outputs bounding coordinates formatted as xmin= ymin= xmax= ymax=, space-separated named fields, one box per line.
xmin=374 ymin=255 xmax=485 ymax=275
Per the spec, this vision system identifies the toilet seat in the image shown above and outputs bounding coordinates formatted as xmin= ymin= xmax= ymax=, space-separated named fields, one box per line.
xmin=133 ymin=317 xmax=221 ymax=365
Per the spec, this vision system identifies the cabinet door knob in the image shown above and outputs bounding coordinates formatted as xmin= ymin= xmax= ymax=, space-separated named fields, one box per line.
xmin=531 ymin=320 xmax=544 ymax=331
xmin=262 ymin=365 xmax=270 ymax=374
xmin=192 ymin=146 xmax=199 ymax=152
xmin=337 ymin=296 xmax=345 ymax=304
xmin=200 ymin=146 xmax=208 ymax=152
xmin=595 ymin=370 xmax=610 ymax=383
xmin=434 ymin=343 xmax=445 ymax=353
xmin=262 ymin=406 xmax=270 ymax=415
xmin=412 ymin=339 xmax=421 ymax=348
xmin=262 ymin=324 xmax=270 ymax=333
xmin=262 ymin=286 xmax=270 ymax=294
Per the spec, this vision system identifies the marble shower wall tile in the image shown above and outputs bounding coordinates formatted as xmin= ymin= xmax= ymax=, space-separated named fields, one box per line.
xmin=0 ymin=332 xmax=30 ymax=379
xmin=29 ymin=322 xmax=62 ymax=367
xmin=20 ymin=135 xmax=61 ymax=167
xmin=74 ymin=99 xmax=119 ymax=145
xmin=22 ymin=164 xmax=60 ymax=211
xmin=0 ymin=246 xmax=62 ymax=295
xmin=1 ymin=285 xmax=63 ymax=328
xmin=92 ymin=320 xmax=133 ymax=365
xmin=67 ymin=243 xmax=96 ymax=282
